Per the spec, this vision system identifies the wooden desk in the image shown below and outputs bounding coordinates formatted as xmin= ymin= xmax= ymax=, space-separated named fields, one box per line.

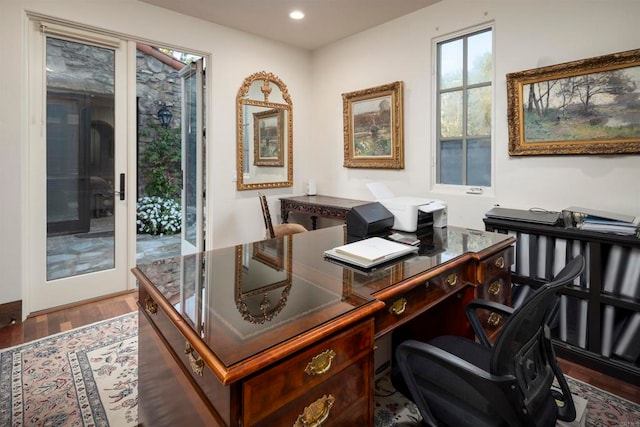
xmin=280 ymin=195 xmax=368 ymax=229
xmin=133 ymin=226 xmax=515 ymax=426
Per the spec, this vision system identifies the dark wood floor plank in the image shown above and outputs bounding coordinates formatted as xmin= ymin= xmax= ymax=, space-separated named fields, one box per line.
xmin=0 ymin=291 xmax=138 ymax=346
xmin=557 ymin=358 xmax=640 ymax=404
xmin=48 ymin=310 xmax=65 ymax=335
xmin=0 ymin=332 xmax=11 ymax=349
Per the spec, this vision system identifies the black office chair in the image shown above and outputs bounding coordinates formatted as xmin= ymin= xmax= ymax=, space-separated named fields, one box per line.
xmin=258 ymin=192 xmax=307 ymax=239
xmin=393 ymin=255 xmax=585 ymax=427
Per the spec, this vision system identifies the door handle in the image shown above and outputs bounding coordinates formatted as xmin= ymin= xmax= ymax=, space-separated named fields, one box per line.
xmin=119 ymin=173 xmax=125 ymax=201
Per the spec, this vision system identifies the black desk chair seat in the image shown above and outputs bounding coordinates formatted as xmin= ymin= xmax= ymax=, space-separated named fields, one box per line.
xmin=393 ymin=255 xmax=585 ymax=427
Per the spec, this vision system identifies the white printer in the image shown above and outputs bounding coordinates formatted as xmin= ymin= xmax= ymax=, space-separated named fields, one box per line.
xmin=367 ymin=183 xmax=448 ymax=232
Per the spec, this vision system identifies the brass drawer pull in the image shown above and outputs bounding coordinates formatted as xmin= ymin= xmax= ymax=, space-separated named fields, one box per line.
xmin=389 ymin=298 xmax=407 ymax=316
xmin=184 ymin=342 xmax=204 ymax=376
xmin=144 ymin=296 xmax=157 ymax=315
xmin=487 ymin=312 xmax=501 ymax=328
xmin=488 ymin=281 xmax=501 ymax=296
xmin=445 ymin=273 xmax=458 ymax=286
xmin=494 ymin=256 xmax=505 ymax=269
xmin=294 ymin=394 xmax=335 ymax=427
xmin=305 ymin=349 xmax=337 ymax=376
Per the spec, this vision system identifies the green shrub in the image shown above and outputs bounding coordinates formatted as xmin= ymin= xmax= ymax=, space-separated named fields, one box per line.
xmin=140 ymin=124 xmax=182 ymax=199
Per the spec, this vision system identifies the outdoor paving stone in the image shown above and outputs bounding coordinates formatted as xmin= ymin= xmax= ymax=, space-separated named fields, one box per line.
xmin=48 ymin=222 xmax=181 ymax=278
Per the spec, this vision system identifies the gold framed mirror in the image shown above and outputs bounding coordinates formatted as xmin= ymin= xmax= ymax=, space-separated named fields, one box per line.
xmin=234 ymin=236 xmax=293 ymax=324
xmin=236 ymin=71 xmax=293 ymax=190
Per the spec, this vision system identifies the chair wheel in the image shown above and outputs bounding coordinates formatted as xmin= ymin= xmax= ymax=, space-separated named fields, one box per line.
xmin=551 ymin=389 xmax=566 ymax=407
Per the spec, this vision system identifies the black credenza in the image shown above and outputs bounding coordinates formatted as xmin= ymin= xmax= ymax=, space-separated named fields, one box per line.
xmin=484 ymin=217 xmax=640 ymax=385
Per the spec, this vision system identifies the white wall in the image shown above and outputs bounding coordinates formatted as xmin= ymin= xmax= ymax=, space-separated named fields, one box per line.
xmin=309 ymin=0 xmax=640 ymax=230
xmin=0 ymin=0 xmax=312 ymax=305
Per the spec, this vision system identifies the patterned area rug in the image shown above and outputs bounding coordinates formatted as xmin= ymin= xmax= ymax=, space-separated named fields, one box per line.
xmin=373 ymin=371 xmax=640 ymax=427
xmin=1 ymin=312 xmax=638 ymax=427
xmin=0 ymin=313 xmax=138 ymax=427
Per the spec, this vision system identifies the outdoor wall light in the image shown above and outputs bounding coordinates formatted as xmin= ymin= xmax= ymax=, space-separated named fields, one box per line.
xmin=157 ymin=102 xmax=172 ymax=127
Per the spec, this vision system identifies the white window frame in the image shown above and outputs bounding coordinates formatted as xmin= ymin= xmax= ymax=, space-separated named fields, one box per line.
xmin=431 ymin=22 xmax=495 ymax=196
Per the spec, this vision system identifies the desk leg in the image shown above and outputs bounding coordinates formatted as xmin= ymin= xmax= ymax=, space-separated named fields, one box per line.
xmin=281 ymin=207 xmax=289 ymax=223
xmin=311 ymin=216 xmax=318 ymax=230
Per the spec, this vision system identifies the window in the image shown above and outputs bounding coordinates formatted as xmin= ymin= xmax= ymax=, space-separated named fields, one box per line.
xmin=436 ymin=26 xmax=493 ymax=187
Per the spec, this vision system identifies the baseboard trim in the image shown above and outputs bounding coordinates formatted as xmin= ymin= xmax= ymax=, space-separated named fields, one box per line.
xmin=0 ymin=300 xmax=22 ymax=327
xmin=26 ymin=289 xmax=137 ymax=319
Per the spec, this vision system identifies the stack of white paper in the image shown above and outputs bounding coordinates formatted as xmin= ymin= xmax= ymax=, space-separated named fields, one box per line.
xmin=324 ymin=237 xmax=418 ymax=268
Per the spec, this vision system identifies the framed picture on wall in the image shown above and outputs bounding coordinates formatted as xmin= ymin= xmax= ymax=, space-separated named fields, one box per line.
xmin=342 ymin=81 xmax=404 ymax=168
xmin=253 ymin=108 xmax=284 ymax=166
xmin=507 ymin=48 xmax=640 ymax=155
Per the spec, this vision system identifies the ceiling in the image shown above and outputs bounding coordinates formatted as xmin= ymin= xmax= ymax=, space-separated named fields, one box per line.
xmin=139 ymin=0 xmax=441 ymax=51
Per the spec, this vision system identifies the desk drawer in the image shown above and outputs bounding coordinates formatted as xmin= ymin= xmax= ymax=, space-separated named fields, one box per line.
xmin=473 ymin=272 xmax=510 ymax=334
xmin=477 ymin=247 xmax=514 ymax=283
xmin=477 ymin=276 xmax=509 ymax=305
xmin=243 ymin=319 xmax=374 ymax=425
xmin=252 ymin=357 xmax=372 ymax=427
xmin=140 ymin=288 xmax=231 ymax=425
xmin=375 ymin=268 xmax=467 ymax=335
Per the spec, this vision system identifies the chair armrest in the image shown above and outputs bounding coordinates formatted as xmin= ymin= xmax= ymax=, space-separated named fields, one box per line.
xmin=465 ymin=299 xmax=515 ymax=348
xmin=396 ymin=340 xmax=521 ymax=427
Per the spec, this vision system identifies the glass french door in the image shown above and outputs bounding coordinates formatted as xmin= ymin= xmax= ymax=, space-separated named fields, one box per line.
xmin=180 ymin=59 xmax=205 ymax=255
xmin=27 ymin=23 xmax=129 ymax=312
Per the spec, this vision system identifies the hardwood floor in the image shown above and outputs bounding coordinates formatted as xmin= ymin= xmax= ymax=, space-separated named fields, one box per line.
xmin=0 ymin=291 xmax=138 ymax=349
xmin=1 ymin=291 xmax=638 ymax=405
xmin=558 ymin=357 xmax=640 ymax=404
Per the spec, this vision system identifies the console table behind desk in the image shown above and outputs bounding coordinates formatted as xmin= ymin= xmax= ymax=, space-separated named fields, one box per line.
xmin=133 ymin=226 xmax=515 ymax=426
xmin=280 ymin=195 xmax=368 ymax=229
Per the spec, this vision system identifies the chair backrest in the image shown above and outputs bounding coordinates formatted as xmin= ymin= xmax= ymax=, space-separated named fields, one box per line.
xmin=258 ymin=192 xmax=276 ymax=239
xmin=491 ymin=254 xmax=585 ymax=419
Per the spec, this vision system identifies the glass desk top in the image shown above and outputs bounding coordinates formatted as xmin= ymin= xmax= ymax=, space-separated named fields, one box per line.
xmin=134 ymin=225 xmax=512 ymax=368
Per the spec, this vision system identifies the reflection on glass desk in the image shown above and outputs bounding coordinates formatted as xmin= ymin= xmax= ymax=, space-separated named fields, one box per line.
xmin=134 ymin=225 xmax=512 ymax=367
xmin=133 ymin=225 xmax=515 ymax=426
xmin=136 ymin=238 xmax=375 ymax=368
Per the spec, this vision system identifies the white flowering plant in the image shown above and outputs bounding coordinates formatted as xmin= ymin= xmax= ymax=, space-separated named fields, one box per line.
xmin=136 ymin=196 xmax=182 ymax=235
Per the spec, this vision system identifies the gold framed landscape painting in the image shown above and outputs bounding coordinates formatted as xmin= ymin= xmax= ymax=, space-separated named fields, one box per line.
xmin=254 ymin=108 xmax=284 ymax=166
xmin=343 ymin=81 xmax=404 ymax=168
xmin=507 ymin=49 xmax=640 ymax=156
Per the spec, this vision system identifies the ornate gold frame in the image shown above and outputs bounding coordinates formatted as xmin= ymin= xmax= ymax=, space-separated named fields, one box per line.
xmin=342 ymin=81 xmax=404 ymax=169
xmin=507 ymin=49 xmax=640 ymax=156
xmin=236 ymin=71 xmax=293 ymax=190
xmin=234 ymin=236 xmax=293 ymax=324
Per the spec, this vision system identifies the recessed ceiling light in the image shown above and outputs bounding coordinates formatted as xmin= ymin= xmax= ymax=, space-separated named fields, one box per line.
xmin=289 ymin=10 xmax=305 ymax=20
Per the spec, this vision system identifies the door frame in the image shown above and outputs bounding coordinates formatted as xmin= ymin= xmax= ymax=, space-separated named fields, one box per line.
xmin=23 ymin=15 xmax=211 ymax=317
xmin=25 ymin=20 xmax=131 ymax=314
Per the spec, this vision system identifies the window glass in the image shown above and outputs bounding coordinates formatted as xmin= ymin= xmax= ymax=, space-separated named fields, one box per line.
xmin=439 ymin=39 xmax=463 ymax=90
xmin=467 ymin=138 xmax=491 ymax=186
xmin=46 ymin=37 xmax=116 ymax=280
xmin=440 ymin=91 xmax=463 ymax=138
xmin=467 ymin=31 xmax=492 ymax=85
xmin=439 ymin=140 xmax=463 ymax=185
xmin=436 ymin=27 xmax=493 ymax=187
xmin=467 ymin=86 xmax=491 ymax=136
